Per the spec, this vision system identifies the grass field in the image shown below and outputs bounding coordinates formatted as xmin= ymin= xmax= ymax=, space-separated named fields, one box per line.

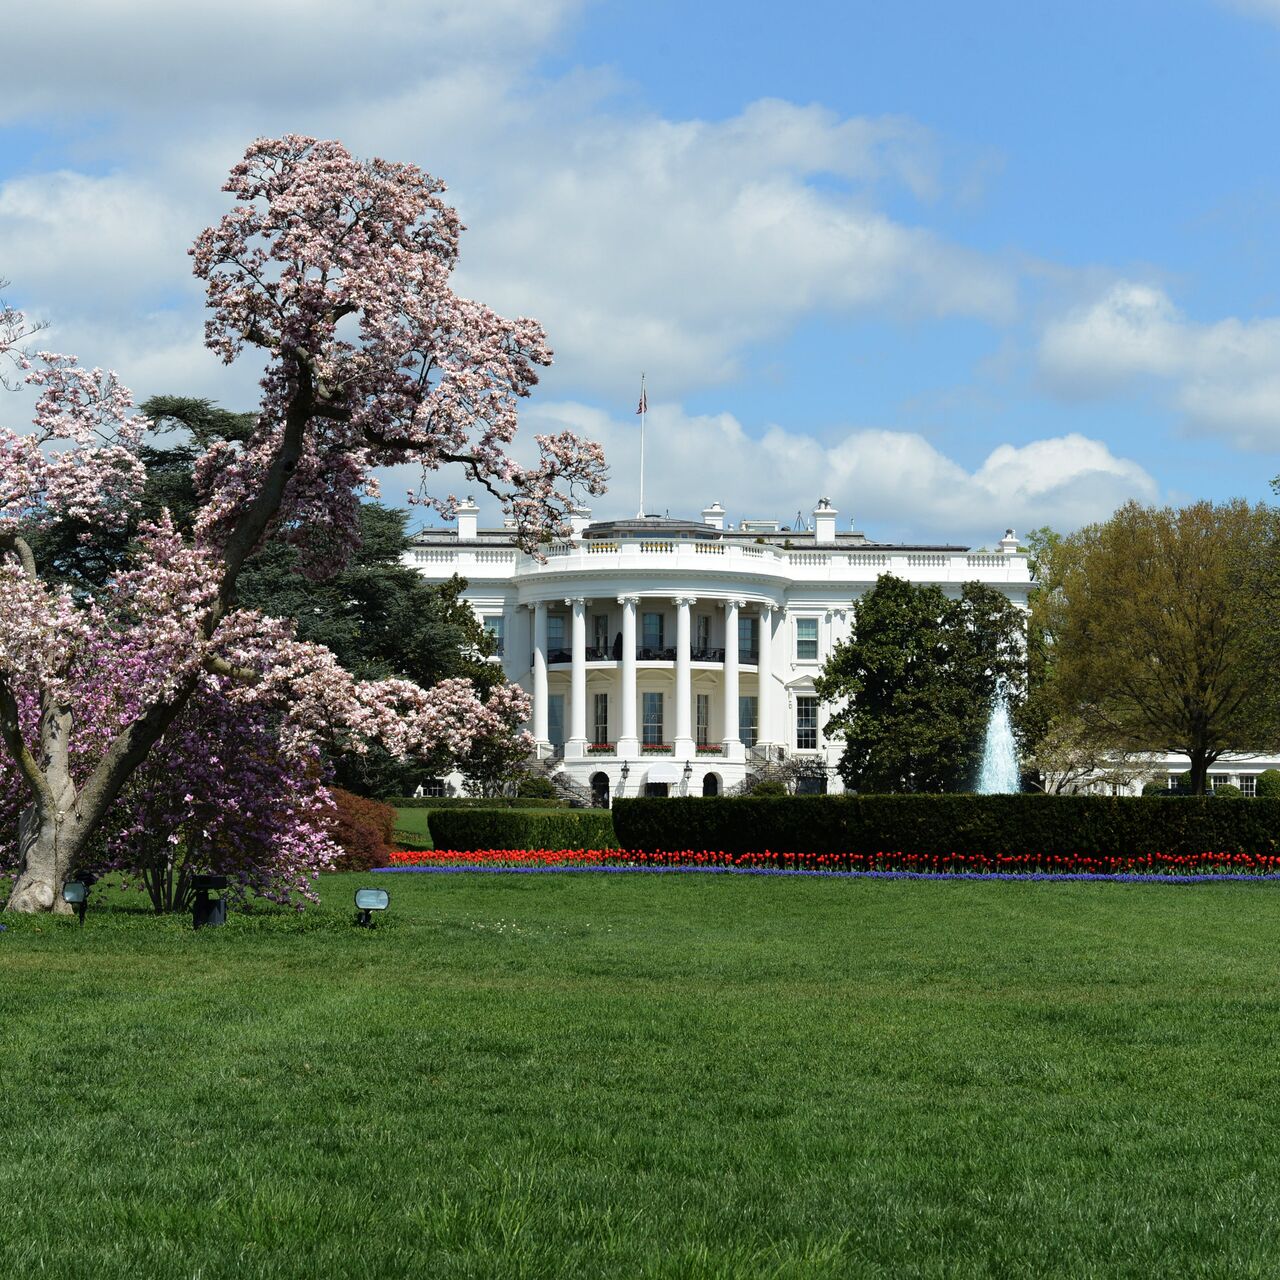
xmin=392 ymin=805 xmax=433 ymax=847
xmin=4 ymin=873 xmax=1280 ymax=1278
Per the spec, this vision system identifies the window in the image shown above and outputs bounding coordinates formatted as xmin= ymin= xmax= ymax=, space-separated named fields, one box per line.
xmin=592 ymin=614 xmax=609 ymax=653
xmin=547 ymin=694 xmax=565 ymax=746
xmin=696 ymin=614 xmax=711 ymax=650
xmin=420 ymin=777 xmax=447 ymax=797
xmin=796 ymin=696 xmax=818 ymax=750
xmin=738 ymin=615 xmax=758 ymax=661
xmin=795 ymin=774 xmax=827 ymax=795
xmin=1242 ymin=776 xmax=1258 ymax=797
xmin=642 ymin=611 xmax=664 ymax=651
xmin=644 ymin=782 xmax=669 ymax=797
xmin=483 ymin=615 xmax=505 ymax=656
xmin=642 ymin=691 xmax=664 ymax=745
xmin=546 ymin=615 xmax=565 ymax=650
xmin=593 ymin=692 xmax=609 ymax=744
xmin=739 ymin=695 xmax=758 ymax=748
xmin=696 ymin=693 xmax=710 ymax=745
xmin=796 ymin=617 xmax=818 ymax=661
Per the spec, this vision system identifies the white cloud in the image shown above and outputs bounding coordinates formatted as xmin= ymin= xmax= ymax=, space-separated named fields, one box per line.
xmin=1219 ymin=0 xmax=1280 ymax=23
xmin=1039 ymin=281 xmax=1280 ymax=448
xmin=442 ymin=401 xmax=1156 ymax=545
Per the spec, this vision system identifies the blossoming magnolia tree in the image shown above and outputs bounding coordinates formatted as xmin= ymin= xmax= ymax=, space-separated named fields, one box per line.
xmin=0 ymin=135 xmax=607 ymax=913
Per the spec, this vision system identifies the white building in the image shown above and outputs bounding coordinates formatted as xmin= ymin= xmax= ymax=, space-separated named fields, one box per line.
xmin=405 ymin=497 xmax=1033 ymax=802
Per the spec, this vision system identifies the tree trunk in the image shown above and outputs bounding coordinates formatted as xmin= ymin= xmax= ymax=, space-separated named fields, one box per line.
xmin=6 ymin=800 xmax=83 ymax=914
xmin=1188 ymin=751 xmax=1210 ymax=796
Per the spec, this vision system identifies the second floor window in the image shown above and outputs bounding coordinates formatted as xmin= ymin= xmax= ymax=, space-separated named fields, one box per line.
xmin=738 ymin=615 xmax=758 ymax=660
xmin=483 ymin=615 xmax=505 ymax=656
xmin=696 ymin=693 xmax=710 ymax=745
xmin=696 ymin=614 xmax=711 ymax=650
xmin=642 ymin=611 xmax=664 ymax=650
xmin=593 ymin=692 xmax=609 ymax=744
xmin=796 ymin=618 xmax=818 ymax=660
xmin=592 ymin=614 xmax=609 ymax=652
xmin=739 ymin=695 xmax=758 ymax=747
xmin=546 ymin=615 xmax=565 ymax=651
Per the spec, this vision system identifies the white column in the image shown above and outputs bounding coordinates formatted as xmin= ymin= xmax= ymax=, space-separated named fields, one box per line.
xmin=532 ymin=601 xmax=549 ymax=749
xmin=723 ymin=598 xmax=743 ymax=761
xmin=617 ymin=595 xmax=638 ymax=756
xmin=757 ymin=605 xmax=775 ymax=748
xmin=674 ymin=596 xmax=695 ymax=755
xmin=567 ymin=596 xmax=587 ymax=756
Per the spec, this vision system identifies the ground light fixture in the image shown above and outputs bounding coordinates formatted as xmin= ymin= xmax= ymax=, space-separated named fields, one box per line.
xmin=191 ymin=874 xmax=228 ymax=930
xmin=62 ymin=880 xmax=89 ymax=926
xmin=355 ymin=887 xmax=389 ymax=926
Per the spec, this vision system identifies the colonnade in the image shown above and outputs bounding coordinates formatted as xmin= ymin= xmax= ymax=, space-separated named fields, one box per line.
xmin=527 ymin=596 xmax=775 ymax=759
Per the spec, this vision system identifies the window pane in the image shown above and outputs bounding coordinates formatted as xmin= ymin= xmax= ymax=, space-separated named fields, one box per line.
xmin=642 ymin=691 xmax=664 ymax=744
xmin=642 ymin=612 xmax=664 ymax=650
xmin=548 ymin=694 xmax=565 ymax=746
xmin=739 ymin=695 xmax=758 ymax=748
xmin=547 ymin=615 xmax=565 ymax=649
xmin=796 ymin=618 xmax=818 ymax=660
xmin=796 ymin=696 xmax=818 ymax=749
xmin=593 ymin=692 xmax=609 ymax=744
xmin=696 ymin=615 xmax=711 ymax=650
xmin=696 ymin=693 xmax=710 ymax=745
xmin=592 ymin=614 xmax=609 ymax=652
xmin=738 ymin=615 xmax=758 ymax=660
xmin=483 ymin=615 xmax=505 ymax=656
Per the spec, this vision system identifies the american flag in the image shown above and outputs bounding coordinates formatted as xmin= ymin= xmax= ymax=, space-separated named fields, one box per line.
xmin=636 ymin=387 xmax=647 ymax=415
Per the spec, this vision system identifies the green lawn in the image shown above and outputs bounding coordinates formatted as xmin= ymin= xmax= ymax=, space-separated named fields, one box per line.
xmin=3 ymin=873 xmax=1280 ymax=1278
xmin=392 ymin=805 xmax=433 ymax=847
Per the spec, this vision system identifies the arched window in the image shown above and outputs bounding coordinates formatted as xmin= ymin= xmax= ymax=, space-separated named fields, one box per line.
xmin=702 ymin=772 xmax=719 ymax=797
xmin=590 ymin=772 xmax=611 ymax=809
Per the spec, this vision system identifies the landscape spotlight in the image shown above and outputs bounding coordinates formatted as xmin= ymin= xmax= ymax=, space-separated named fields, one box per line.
xmin=354 ymin=887 xmax=390 ymax=927
xmin=191 ymin=873 xmax=228 ymax=930
xmin=62 ymin=880 xmax=88 ymax=926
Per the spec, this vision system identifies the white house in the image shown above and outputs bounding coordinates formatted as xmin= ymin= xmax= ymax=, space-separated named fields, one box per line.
xmin=405 ymin=498 xmax=1033 ymax=802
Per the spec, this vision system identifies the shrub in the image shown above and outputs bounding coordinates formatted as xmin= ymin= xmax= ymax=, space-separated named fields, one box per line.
xmin=1141 ymin=780 xmax=1169 ymax=797
xmin=516 ymin=774 xmax=559 ymax=800
xmin=610 ymin=794 xmax=1280 ymax=861
xmin=329 ymin=788 xmax=397 ymax=870
xmin=1213 ymin=783 xmax=1243 ymax=798
xmin=748 ymin=780 xmax=789 ymax=797
xmin=428 ymin=808 xmax=617 ymax=852
xmin=1257 ymin=770 xmax=1280 ymax=799
xmin=386 ymin=795 xmax=566 ymax=809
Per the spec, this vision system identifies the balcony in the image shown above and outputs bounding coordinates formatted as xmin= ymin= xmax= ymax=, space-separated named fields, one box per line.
xmin=539 ymin=646 xmax=754 ymax=667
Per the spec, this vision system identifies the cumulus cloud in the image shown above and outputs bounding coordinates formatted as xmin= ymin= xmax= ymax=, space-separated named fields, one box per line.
xmin=436 ymin=401 xmax=1157 ymax=545
xmin=1039 ymin=281 xmax=1280 ymax=448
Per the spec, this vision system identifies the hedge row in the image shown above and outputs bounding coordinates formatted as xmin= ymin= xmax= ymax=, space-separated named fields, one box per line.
xmin=387 ymin=796 xmax=567 ymax=810
xmin=610 ymin=794 xmax=1280 ymax=859
xmin=427 ymin=808 xmax=617 ymax=852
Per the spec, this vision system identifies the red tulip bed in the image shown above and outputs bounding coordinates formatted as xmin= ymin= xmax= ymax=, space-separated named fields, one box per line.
xmin=379 ymin=847 xmax=1280 ymax=883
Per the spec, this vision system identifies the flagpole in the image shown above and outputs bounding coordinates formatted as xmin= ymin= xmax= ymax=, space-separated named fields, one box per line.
xmin=637 ymin=372 xmax=646 ymax=519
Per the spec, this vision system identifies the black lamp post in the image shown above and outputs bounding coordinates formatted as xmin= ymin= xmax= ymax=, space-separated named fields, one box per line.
xmin=191 ymin=874 xmax=228 ymax=930
xmin=62 ymin=880 xmax=89 ymax=926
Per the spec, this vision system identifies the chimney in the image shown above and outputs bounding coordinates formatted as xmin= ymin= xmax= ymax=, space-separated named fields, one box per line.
xmin=569 ymin=504 xmax=592 ymax=539
xmin=456 ymin=495 xmax=479 ymax=541
xmin=701 ymin=501 xmax=725 ymax=530
xmin=999 ymin=528 xmax=1019 ymax=556
xmin=812 ymin=497 xmax=838 ymax=543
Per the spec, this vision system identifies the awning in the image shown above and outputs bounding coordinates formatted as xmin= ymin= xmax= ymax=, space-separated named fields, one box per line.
xmin=645 ymin=761 xmax=684 ymax=783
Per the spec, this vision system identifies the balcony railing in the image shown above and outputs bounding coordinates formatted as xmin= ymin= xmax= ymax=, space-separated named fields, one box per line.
xmin=538 ymin=646 xmax=759 ymax=666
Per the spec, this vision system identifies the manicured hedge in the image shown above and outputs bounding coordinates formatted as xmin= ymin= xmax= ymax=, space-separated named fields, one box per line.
xmin=427 ymin=808 xmax=617 ymax=852
xmin=610 ymin=794 xmax=1280 ymax=860
xmin=387 ymin=796 xmax=567 ymax=810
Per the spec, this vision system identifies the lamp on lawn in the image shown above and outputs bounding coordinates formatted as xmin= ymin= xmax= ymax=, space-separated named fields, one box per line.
xmin=62 ymin=880 xmax=89 ymax=926
xmin=191 ymin=874 xmax=228 ymax=930
xmin=355 ymin=887 xmax=390 ymax=927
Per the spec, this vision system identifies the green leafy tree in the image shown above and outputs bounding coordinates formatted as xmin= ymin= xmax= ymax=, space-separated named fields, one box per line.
xmin=814 ymin=576 xmax=1026 ymax=793
xmin=1045 ymin=499 xmax=1279 ymax=796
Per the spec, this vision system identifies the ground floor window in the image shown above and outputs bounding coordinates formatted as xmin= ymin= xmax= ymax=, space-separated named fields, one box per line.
xmin=593 ymin=692 xmax=609 ymax=744
xmin=548 ymin=694 xmax=565 ymax=746
xmin=696 ymin=693 xmax=710 ymax=745
xmin=796 ymin=696 xmax=818 ymax=750
xmin=702 ymin=772 xmax=719 ymax=797
xmin=645 ymin=781 xmax=669 ymax=798
xmin=642 ymin=691 xmax=664 ymax=745
xmin=795 ymin=773 xmax=827 ymax=795
xmin=1241 ymin=775 xmax=1258 ymax=797
xmin=418 ymin=777 xmax=447 ymax=797
xmin=739 ymin=695 xmax=758 ymax=747
xmin=1209 ymin=773 xmax=1230 ymax=793
xmin=590 ymin=771 xmax=610 ymax=808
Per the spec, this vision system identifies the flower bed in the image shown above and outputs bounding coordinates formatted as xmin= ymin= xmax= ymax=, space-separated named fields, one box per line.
xmin=383 ymin=847 xmax=1280 ymax=878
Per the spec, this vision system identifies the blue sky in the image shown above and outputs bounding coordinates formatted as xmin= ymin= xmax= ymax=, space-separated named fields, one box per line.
xmin=2 ymin=0 xmax=1279 ymax=545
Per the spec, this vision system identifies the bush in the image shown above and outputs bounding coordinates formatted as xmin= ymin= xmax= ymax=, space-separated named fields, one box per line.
xmin=386 ymin=795 xmax=566 ymax=809
xmin=748 ymin=780 xmax=789 ymax=797
xmin=1141 ymin=780 xmax=1169 ymax=797
xmin=516 ymin=774 xmax=559 ymax=800
xmin=610 ymin=794 xmax=1280 ymax=861
xmin=428 ymin=808 xmax=617 ymax=852
xmin=329 ymin=788 xmax=397 ymax=870
xmin=1257 ymin=770 xmax=1280 ymax=799
xmin=1213 ymin=783 xmax=1243 ymax=798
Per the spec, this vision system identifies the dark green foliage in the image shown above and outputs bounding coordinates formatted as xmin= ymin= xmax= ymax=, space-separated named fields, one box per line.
xmin=516 ymin=774 xmax=559 ymax=799
xmin=815 ymin=575 xmax=1025 ymax=793
xmin=611 ymin=794 xmax=1280 ymax=859
xmin=748 ymin=780 xmax=788 ymax=797
xmin=1141 ymin=780 xmax=1169 ymax=796
xmin=390 ymin=796 xmax=567 ymax=809
xmin=428 ymin=808 xmax=617 ymax=851
xmin=1258 ymin=769 xmax=1280 ymax=798
xmin=1213 ymin=783 xmax=1244 ymax=798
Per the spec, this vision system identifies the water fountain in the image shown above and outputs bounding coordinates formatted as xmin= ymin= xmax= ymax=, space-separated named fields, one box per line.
xmin=977 ymin=682 xmax=1021 ymax=794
